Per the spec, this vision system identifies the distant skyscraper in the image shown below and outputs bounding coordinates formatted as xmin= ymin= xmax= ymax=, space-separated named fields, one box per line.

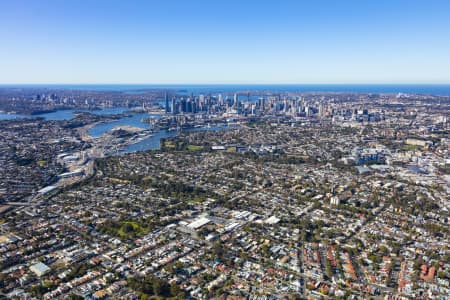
xmin=181 ymin=98 xmax=187 ymax=113
xmin=165 ymin=93 xmax=170 ymax=113
xmin=171 ymin=96 xmax=177 ymax=114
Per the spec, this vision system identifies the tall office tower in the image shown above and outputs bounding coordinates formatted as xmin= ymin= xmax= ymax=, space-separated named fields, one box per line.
xmin=181 ymin=98 xmax=187 ymax=113
xmin=186 ymin=99 xmax=191 ymax=113
xmin=171 ymin=97 xmax=177 ymax=114
xmin=218 ymin=93 xmax=223 ymax=105
xmin=198 ymin=94 xmax=205 ymax=111
xmin=165 ymin=93 xmax=170 ymax=113
xmin=194 ymin=97 xmax=200 ymax=112
xmin=233 ymin=93 xmax=238 ymax=107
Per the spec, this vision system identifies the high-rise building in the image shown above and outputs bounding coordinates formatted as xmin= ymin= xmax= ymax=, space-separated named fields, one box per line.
xmin=171 ymin=97 xmax=177 ymax=114
xmin=165 ymin=93 xmax=170 ymax=113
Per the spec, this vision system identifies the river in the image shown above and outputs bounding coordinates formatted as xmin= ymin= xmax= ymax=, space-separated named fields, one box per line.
xmin=0 ymin=107 xmax=234 ymax=153
xmin=122 ymin=125 xmax=233 ymax=153
xmin=0 ymin=107 xmax=131 ymax=121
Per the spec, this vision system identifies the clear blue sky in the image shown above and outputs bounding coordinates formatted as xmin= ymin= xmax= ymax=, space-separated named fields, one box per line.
xmin=1 ymin=0 xmax=450 ymax=84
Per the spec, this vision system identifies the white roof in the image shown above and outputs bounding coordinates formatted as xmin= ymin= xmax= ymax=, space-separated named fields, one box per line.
xmin=265 ymin=216 xmax=280 ymax=224
xmin=37 ymin=186 xmax=57 ymax=194
xmin=187 ymin=217 xmax=210 ymax=229
xmin=30 ymin=262 xmax=50 ymax=276
xmin=211 ymin=145 xmax=226 ymax=150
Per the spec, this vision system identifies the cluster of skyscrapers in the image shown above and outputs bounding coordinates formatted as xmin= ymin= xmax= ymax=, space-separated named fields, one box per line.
xmin=163 ymin=92 xmax=332 ymax=117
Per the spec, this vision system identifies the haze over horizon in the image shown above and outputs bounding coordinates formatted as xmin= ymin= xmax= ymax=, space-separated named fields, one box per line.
xmin=1 ymin=0 xmax=450 ymax=84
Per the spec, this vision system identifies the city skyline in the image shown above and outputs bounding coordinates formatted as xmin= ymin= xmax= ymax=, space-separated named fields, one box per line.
xmin=0 ymin=85 xmax=448 ymax=299
xmin=1 ymin=0 xmax=450 ymax=84
xmin=0 ymin=2 xmax=449 ymax=298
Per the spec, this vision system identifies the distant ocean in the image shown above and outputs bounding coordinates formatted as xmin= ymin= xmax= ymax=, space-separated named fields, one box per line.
xmin=2 ymin=84 xmax=450 ymax=96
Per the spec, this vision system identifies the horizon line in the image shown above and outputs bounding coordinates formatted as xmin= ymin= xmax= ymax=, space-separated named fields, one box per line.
xmin=1 ymin=82 xmax=450 ymax=86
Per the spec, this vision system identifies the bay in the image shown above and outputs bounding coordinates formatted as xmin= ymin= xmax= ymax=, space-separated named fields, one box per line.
xmin=0 ymin=107 xmax=132 ymax=121
xmin=88 ymin=113 xmax=161 ymax=138
xmin=2 ymin=84 xmax=450 ymax=95
xmin=122 ymin=124 xmax=234 ymax=153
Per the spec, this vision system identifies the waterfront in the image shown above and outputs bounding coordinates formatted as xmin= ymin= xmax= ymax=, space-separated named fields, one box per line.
xmin=1 ymin=89 xmax=449 ymax=300
xmin=0 ymin=112 xmax=29 ymax=120
xmin=1 ymin=0 xmax=449 ymax=297
xmin=87 ymin=113 xmax=156 ymax=137
xmin=0 ymin=107 xmax=132 ymax=121
xmin=1 ymin=107 xmax=234 ymax=152
xmin=122 ymin=124 xmax=233 ymax=153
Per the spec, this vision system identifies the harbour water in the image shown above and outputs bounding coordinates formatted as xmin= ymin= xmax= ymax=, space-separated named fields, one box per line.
xmin=2 ymin=84 xmax=450 ymax=95
xmin=2 ymin=83 xmax=449 ymax=152
xmin=0 ymin=112 xmax=29 ymax=120
xmin=0 ymin=107 xmax=132 ymax=121
xmin=0 ymin=107 xmax=233 ymax=153
xmin=87 ymin=113 xmax=162 ymax=138
xmin=122 ymin=124 xmax=232 ymax=153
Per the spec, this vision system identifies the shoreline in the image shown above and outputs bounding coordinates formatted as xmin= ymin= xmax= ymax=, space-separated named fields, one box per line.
xmin=77 ymin=121 xmax=101 ymax=142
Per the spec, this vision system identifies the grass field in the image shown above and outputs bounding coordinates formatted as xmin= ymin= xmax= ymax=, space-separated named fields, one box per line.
xmin=118 ymin=221 xmax=146 ymax=238
xmin=164 ymin=141 xmax=176 ymax=148
xmin=187 ymin=145 xmax=203 ymax=151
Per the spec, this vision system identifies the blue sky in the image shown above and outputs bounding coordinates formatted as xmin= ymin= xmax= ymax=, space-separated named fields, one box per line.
xmin=1 ymin=0 xmax=450 ymax=84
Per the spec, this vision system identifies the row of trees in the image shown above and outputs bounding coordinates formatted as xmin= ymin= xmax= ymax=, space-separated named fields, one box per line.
xmin=127 ymin=274 xmax=185 ymax=299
